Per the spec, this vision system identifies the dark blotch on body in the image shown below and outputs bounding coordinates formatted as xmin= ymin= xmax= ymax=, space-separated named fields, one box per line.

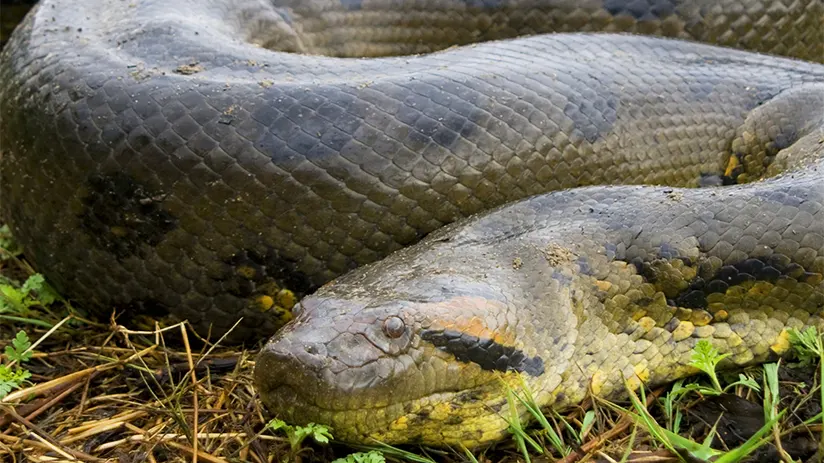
xmin=672 ymin=256 xmax=810 ymax=309
xmin=339 ymin=0 xmax=363 ymax=10
xmin=223 ymin=247 xmax=314 ymax=298
xmin=80 ymin=173 xmax=177 ymax=259
xmin=602 ymin=0 xmax=678 ymax=21
xmin=420 ymin=329 xmax=545 ymax=376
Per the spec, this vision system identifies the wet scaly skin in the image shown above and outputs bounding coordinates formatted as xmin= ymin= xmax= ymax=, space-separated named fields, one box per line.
xmin=259 ymin=150 xmax=824 ymax=445
xmin=1 ymin=0 xmax=823 ymax=339
xmin=257 ymin=87 xmax=824 ymax=445
xmin=1 ymin=0 xmax=824 ymax=446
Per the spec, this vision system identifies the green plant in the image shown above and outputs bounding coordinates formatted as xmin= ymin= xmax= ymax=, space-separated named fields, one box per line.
xmin=578 ymin=410 xmax=596 ymax=442
xmin=266 ymin=419 xmax=333 ymax=459
xmin=504 ymin=385 xmax=542 ymax=463
xmin=507 ymin=376 xmax=572 ymax=456
xmin=332 ymin=451 xmax=386 ymax=463
xmin=0 ymin=330 xmax=33 ymax=398
xmin=789 ymin=326 xmax=824 ymax=450
xmin=689 ymin=340 xmax=729 ymax=392
xmin=624 ymin=376 xmax=784 ymax=463
xmin=0 ymin=273 xmax=59 ymax=313
xmin=789 ymin=327 xmax=823 ymax=366
xmin=687 ymin=340 xmax=760 ymax=395
xmin=366 ymin=441 xmax=439 ymax=463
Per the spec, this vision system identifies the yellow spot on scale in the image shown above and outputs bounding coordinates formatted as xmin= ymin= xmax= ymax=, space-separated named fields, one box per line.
xmin=724 ymin=153 xmax=741 ymax=177
xmin=276 ymin=289 xmax=296 ymax=309
xmin=770 ymin=329 xmax=792 ymax=355
xmin=276 ymin=306 xmax=293 ymax=324
xmin=595 ymin=280 xmax=612 ymax=292
xmin=748 ymin=281 xmax=774 ymax=297
xmin=633 ymin=364 xmax=650 ymax=383
xmin=255 ymin=295 xmax=274 ymax=311
xmin=672 ymin=321 xmax=695 ymax=341
xmin=590 ymin=370 xmax=606 ymax=395
xmin=690 ymin=310 xmax=713 ymax=326
xmin=624 ymin=373 xmax=644 ymax=392
xmin=430 ymin=402 xmax=453 ymax=421
xmin=389 ymin=415 xmax=409 ymax=431
xmin=727 ymin=333 xmax=744 ymax=348
xmin=236 ymin=265 xmax=256 ymax=279
xmin=638 ymin=316 xmax=656 ymax=333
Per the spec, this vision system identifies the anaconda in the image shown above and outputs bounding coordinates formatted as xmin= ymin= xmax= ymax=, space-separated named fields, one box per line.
xmin=1 ymin=0 xmax=823 ymax=448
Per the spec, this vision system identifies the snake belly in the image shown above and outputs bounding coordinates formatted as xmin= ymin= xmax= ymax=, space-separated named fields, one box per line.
xmin=1 ymin=0 xmax=824 ymax=445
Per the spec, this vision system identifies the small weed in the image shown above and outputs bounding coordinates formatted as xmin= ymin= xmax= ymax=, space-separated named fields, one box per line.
xmin=578 ymin=409 xmax=596 ymax=441
xmin=625 ymin=374 xmax=785 ymax=463
xmin=365 ymin=441 xmax=440 ymax=463
xmin=504 ymin=384 xmax=542 ymax=463
xmin=625 ymin=381 xmax=718 ymax=460
xmin=0 ymin=330 xmax=33 ymax=398
xmin=460 ymin=445 xmax=480 ymax=463
xmin=789 ymin=327 xmax=824 ymax=366
xmin=266 ymin=419 xmax=333 ymax=459
xmin=789 ymin=326 xmax=824 ymax=451
xmin=332 ymin=451 xmax=386 ymax=463
xmin=689 ymin=340 xmax=729 ymax=393
xmin=0 ymin=273 xmax=60 ymax=314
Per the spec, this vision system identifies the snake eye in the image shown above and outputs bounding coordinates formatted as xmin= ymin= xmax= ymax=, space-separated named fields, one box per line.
xmin=383 ymin=316 xmax=406 ymax=338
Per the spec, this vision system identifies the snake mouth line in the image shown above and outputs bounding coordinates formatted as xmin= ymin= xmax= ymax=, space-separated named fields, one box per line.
xmin=261 ymin=370 xmax=516 ymax=418
xmin=264 ymin=380 xmax=483 ymax=414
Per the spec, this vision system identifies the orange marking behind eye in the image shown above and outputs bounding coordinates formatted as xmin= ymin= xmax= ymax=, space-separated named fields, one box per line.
xmin=425 ymin=296 xmax=516 ymax=346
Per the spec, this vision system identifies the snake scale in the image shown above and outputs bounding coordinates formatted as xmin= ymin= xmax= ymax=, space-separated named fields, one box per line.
xmin=1 ymin=0 xmax=823 ymax=447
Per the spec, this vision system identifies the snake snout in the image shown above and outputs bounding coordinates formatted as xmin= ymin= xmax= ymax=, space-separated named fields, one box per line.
xmin=255 ymin=297 xmax=416 ymax=425
xmin=255 ymin=333 xmax=326 ymax=400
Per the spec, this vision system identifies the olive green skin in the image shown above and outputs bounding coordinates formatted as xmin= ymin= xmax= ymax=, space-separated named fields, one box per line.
xmin=257 ymin=96 xmax=824 ymax=446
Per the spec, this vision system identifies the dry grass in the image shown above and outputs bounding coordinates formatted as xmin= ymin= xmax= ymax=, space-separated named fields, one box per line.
xmin=0 ymin=316 xmax=282 ymax=462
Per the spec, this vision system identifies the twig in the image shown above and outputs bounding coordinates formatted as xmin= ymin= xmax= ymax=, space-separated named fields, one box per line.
xmin=1 ymin=404 xmax=103 ymax=462
xmin=557 ymin=388 xmax=666 ymax=463
xmin=182 ymin=323 xmax=199 ymax=463
xmin=165 ymin=440 xmax=229 ymax=463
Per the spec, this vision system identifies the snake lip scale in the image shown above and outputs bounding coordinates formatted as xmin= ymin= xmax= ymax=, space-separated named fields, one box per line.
xmin=1 ymin=0 xmax=824 ymax=448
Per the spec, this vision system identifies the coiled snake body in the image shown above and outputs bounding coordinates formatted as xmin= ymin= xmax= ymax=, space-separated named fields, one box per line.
xmin=1 ymin=0 xmax=823 ymax=447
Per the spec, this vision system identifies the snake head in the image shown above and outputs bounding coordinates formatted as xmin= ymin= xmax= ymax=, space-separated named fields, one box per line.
xmin=255 ymin=274 xmax=559 ymax=447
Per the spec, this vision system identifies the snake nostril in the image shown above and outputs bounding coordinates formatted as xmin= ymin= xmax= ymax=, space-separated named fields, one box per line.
xmin=304 ymin=344 xmax=318 ymax=355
